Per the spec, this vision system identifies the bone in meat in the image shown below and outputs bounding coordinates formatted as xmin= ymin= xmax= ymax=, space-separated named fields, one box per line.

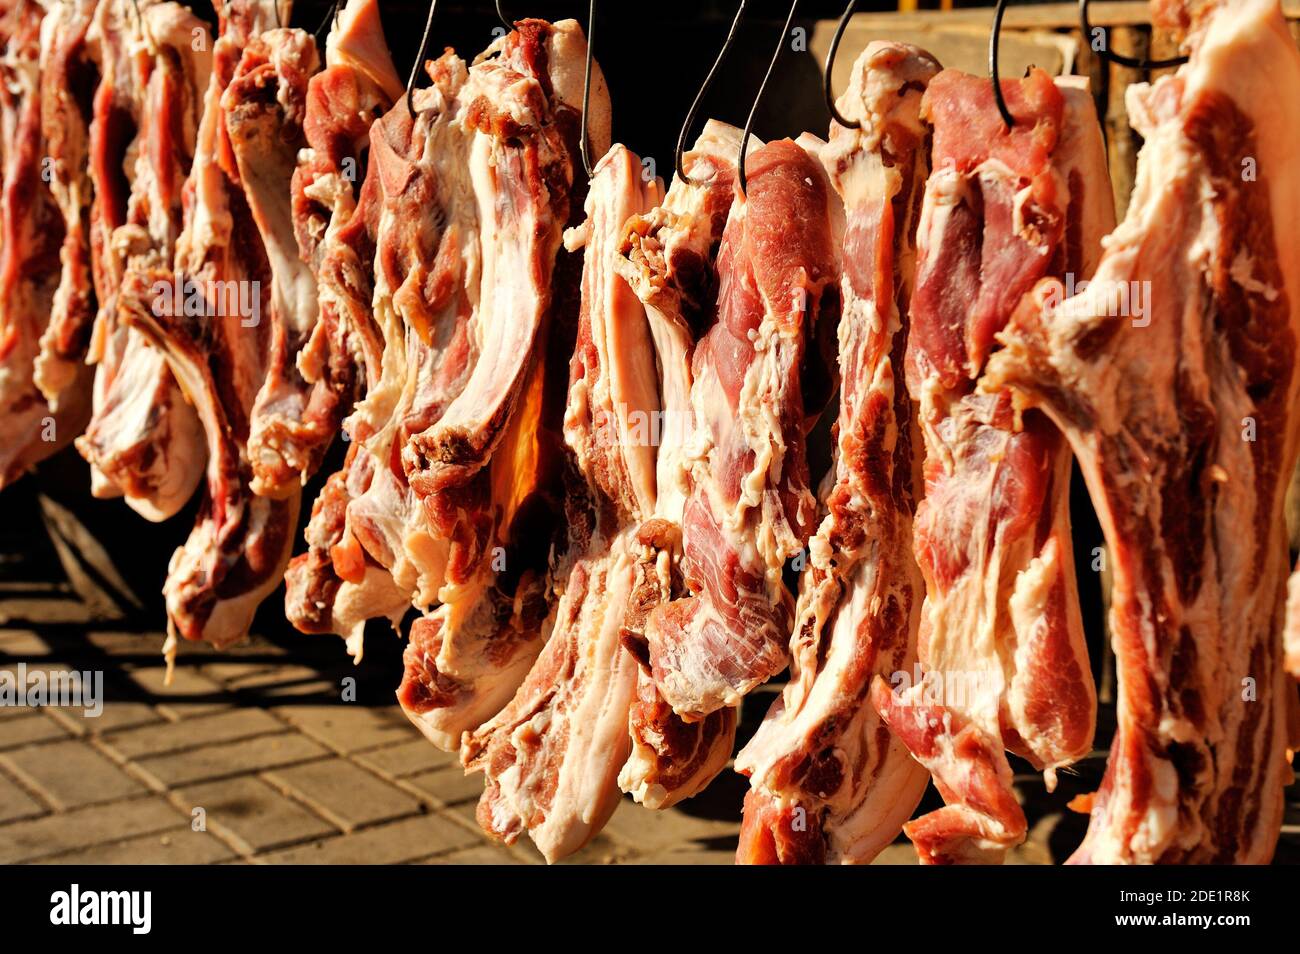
xmin=614 ymin=120 xmax=747 ymax=810
xmin=33 ymin=0 xmax=98 ymax=414
xmin=0 ymin=0 xmax=87 ymax=489
xmin=985 ymin=0 xmax=1300 ymax=864
xmin=643 ymin=136 xmax=841 ymax=719
xmin=735 ymin=42 xmax=938 ymax=865
xmin=462 ymin=144 xmax=658 ymax=863
xmin=396 ymin=20 xmax=608 ymax=746
xmin=75 ymin=0 xmax=209 ymax=520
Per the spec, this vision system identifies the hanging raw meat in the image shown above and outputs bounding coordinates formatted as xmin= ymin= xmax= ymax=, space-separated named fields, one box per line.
xmin=33 ymin=0 xmax=98 ymax=415
xmin=395 ymin=19 xmax=608 ymax=747
xmin=735 ymin=41 xmax=938 ymax=865
xmin=0 ymin=0 xmax=83 ymax=489
xmin=463 ymin=144 xmax=659 ymax=863
xmin=122 ymin=0 xmax=300 ymax=652
xmin=282 ymin=0 xmax=402 ymax=643
xmin=614 ymin=120 xmax=746 ymax=810
xmin=986 ymin=0 xmax=1300 ymax=864
xmin=870 ymin=65 xmax=1114 ymax=865
xmin=643 ymin=134 xmax=841 ymax=720
xmin=76 ymin=0 xmax=209 ymax=520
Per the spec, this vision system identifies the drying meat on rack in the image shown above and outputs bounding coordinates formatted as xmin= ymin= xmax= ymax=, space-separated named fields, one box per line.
xmin=34 ymin=0 xmax=98 ymax=415
xmin=986 ymin=0 xmax=1300 ymax=864
xmin=644 ymin=134 xmax=842 ymax=720
xmin=0 ymin=0 xmax=84 ymax=488
xmin=463 ymin=144 xmax=658 ymax=863
xmin=394 ymin=19 xmax=608 ymax=747
xmin=735 ymin=42 xmax=938 ymax=865
xmin=614 ymin=120 xmax=745 ymax=810
xmin=123 ymin=0 xmax=300 ymax=652
xmin=76 ymin=0 xmax=209 ymax=520
xmin=282 ymin=0 xmax=401 ymax=642
xmin=874 ymin=67 xmax=1113 ymax=864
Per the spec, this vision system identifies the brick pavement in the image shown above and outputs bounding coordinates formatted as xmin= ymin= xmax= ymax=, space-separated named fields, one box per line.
xmin=2 ymin=581 xmax=1298 ymax=865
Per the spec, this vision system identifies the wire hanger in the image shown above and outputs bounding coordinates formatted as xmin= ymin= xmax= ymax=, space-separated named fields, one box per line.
xmin=314 ymin=0 xmax=340 ymax=47
xmin=991 ymin=0 xmax=1190 ymax=130
xmin=674 ymin=0 xmax=749 ymax=187
xmin=578 ymin=0 xmax=597 ymax=178
xmin=737 ymin=0 xmax=801 ymax=197
xmin=406 ymin=0 xmax=438 ymax=120
xmin=825 ymin=0 xmax=859 ymax=130
xmin=1078 ymin=0 xmax=1188 ymax=70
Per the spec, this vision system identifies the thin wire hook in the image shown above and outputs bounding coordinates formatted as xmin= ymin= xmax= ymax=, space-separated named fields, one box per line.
xmin=1079 ymin=0 xmax=1188 ymax=70
xmin=406 ymin=0 xmax=438 ymax=120
xmin=738 ymin=0 xmax=801 ymax=197
xmin=825 ymin=0 xmax=859 ymax=130
xmin=674 ymin=0 xmax=748 ymax=186
xmin=989 ymin=0 xmax=1015 ymax=129
xmin=274 ymin=0 xmax=283 ymax=28
xmin=579 ymin=0 xmax=596 ymax=178
xmin=495 ymin=0 xmax=511 ymax=31
xmin=314 ymin=0 xmax=340 ymax=47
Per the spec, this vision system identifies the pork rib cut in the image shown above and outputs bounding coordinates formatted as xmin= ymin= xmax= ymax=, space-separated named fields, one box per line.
xmin=986 ymin=0 xmax=1300 ymax=864
xmin=282 ymin=0 xmax=402 ymax=642
xmin=33 ymin=0 xmax=98 ymax=414
xmin=735 ymin=42 xmax=938 ymax=865
xmin=614 ymin=120 xmax=747 ymax=809
xmin=0 ymin=0 xmax=84 ymax=488
xmin=644 ymin=135 xmax=842 ymax=719
xmin=396 ymin=20 xmax=608 ymax=747
xmin=123 ymin=0 xmax=300 ymax=651
xmin=462 ymin=144 xmax=658 ymax=863
xmin=873 ymin=68 xmax=1113 ymax=864
xmin=76 ymin=0 xmax=209 ymax=520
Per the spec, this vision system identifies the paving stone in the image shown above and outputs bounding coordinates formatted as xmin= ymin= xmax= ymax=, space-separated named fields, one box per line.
xmin=82 ymin=630 xmax=167 ymax=656
xmin=35 ymin=827 xmax=235 ymax=864
xmin=0 ymin=711 xmax=68 ymax=749
xmin=0 ymin=598 xmax=98 ymax=626
xmin=0 ymin=769 xmax=46 ymax=823
xmin=273 ymin=704 xmax=415 ymax=753
xmin=46 ymin=699 xmax=163 ymax=736
xmin=872 ymin=843 xmax=920 ymax=865
xmin=0 ymin=739 xmax=146 ymax=810
xmin=408 ymin=766 xmax=483 ymax=806
xmin=134 ymin=733 xmax=328 ymax=788
xmin=264 ymin=758 xmax=420 ymax=831
xmin=257 ymin=813 xmax=480 ymax=864
xmin=125 ymin=664 xmax=232 ymax=719
xmin=0 ymin=630 xmax=50 ymax=654
xmin=0 ymin=796 xmax=183 ymax=863
xmin=173 ymin=776 xmax=335 ymax=854
xmin=103 ymin=708 xmax=285 ymax=759
xmin=601 ymin=797 xmax=738 ymax=852
xmin=354 ymin=739 xmax=457 ymax=779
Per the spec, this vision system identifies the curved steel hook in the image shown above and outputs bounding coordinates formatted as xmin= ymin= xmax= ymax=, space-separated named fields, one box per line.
xmin=1079 ymin=0 xmax=1188 ymax=70
xmin=274 ymin=0 xmax=283 ymax=28
xmin=738 ymin=0 xmax=801 ymax=197
xmin=579 ymin=0 xmax=596 ymax=179
xmin=495 ymin=0 xmax=511 ymax=32
xmin=314 ymin=0 xmax=340 ymax=47
xmin=674 ymin=0 xmax=748 ymax=186
xmin=989 ymin=0 xmax=1015 ymax=129
xmin=406 ymin=0 xmax=438 ymax=121
xmin=825 ymin=0 xmax=859 ymax=130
